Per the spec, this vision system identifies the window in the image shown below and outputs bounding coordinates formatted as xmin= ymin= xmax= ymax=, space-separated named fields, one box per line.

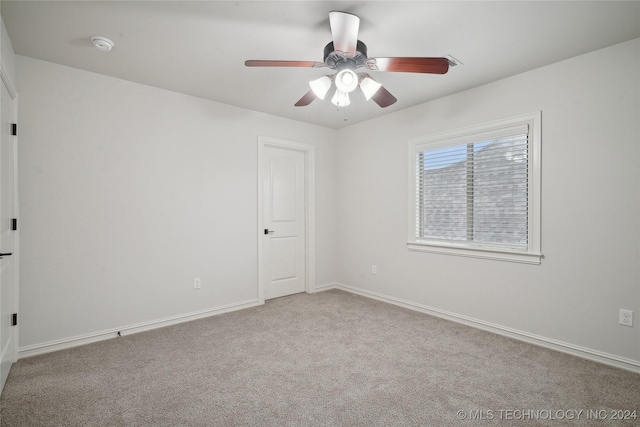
xmin=408 ymin=112 xmax=542 ymax=264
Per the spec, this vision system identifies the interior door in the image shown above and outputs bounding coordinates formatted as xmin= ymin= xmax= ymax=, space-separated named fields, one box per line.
xmin=0 ymin=78 xmax=16 ymax=390
xmin=262 ymin=146 xmax=306 ymax=300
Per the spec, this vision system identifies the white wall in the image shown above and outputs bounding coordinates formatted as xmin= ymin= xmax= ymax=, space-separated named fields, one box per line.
xmin=335 ymin=39 xmax=640 ymax=367
xmin=16 ymin=56 xmax=337 ymax=350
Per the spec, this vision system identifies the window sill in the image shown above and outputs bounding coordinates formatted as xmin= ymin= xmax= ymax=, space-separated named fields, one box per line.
xmin=407 ymin=241 xmax=542 ymax=264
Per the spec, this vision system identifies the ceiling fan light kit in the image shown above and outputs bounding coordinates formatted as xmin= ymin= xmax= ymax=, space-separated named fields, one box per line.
xmin=335 ymin=69 xmax=358 ymax=93
xmin=331 ymin=90 xmax=350 ymax=108
xmin=309 ymin=76 xmax=332 ymax=99
xmin=359 ymin=76 xmax=382 ymax=101
xmin=245 ymin=10 xmax=450 ymax=110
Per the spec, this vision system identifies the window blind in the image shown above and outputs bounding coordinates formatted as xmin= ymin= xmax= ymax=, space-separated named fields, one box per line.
xmin=416 ymin=125 xmax=529 ymax=249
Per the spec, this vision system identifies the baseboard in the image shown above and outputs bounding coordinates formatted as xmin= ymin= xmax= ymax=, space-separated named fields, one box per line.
xmin=18 ymin=298 xmax=262 ymax=359
xmin=20 ymin=284 xmax=640 ymax=373
xmin=313 ymin=282 xmax=340 ymax=292
xmin=330 ymin=283 xmax=640 ymax=374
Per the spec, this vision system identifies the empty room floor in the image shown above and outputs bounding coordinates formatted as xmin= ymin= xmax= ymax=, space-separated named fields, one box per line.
xmin=1 ymin=290 xmax=639 ymax=426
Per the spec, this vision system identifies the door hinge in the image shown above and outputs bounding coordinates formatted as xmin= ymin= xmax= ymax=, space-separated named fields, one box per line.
xmin=12 ymin=218 xmax=17 ymax=231
xmin=11 ymin=123 xmax=17 ymax=136
xmin=12 ymin=313 xmax=17 ymax=326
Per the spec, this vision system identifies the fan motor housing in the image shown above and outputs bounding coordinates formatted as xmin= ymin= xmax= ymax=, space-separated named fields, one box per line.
xmin=324 ymin=40 xmax=368 ymax=69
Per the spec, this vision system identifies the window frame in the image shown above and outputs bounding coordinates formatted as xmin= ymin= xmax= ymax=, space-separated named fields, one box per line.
xmin=407 ymin=112 xmax=542 ymax=264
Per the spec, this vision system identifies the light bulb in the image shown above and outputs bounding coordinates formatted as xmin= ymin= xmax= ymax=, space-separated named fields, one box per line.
xmin=331 ymin=89 xmax=350 ymax=107
xmin=335 ymin=69 xmax=358 ymax=93
xmin=309 ymin=76 xmax=331 ymax=100
xmin=360 ymin=76 xmax=382 ymax=100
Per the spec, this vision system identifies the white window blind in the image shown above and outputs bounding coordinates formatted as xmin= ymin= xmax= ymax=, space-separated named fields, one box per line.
xmin=408 ymin=113 xmax=542 ymax=264
xmin=416 ymin=125 xmax=528 ymax=248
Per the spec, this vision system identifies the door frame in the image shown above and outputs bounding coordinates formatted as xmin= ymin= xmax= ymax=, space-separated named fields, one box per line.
xmin=257 ymin=136 xmax=315 ymax=304
xmin=0 ymin=63 xmax=19 ymax=377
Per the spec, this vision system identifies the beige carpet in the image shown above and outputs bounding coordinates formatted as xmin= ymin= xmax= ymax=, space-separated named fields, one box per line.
xmin=1 ymin=289 xmax=639 ymax=426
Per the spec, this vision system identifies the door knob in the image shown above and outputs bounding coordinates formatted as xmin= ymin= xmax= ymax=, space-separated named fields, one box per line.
xmin=264 ymin=229 xmax=275 ymax=235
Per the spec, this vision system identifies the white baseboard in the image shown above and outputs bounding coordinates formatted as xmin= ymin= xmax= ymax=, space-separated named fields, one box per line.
xmin=326 ymin=283 xmax=640 ymax=374
xmin=21 ymin=284 xmax=640 ymax=373
xmin=19 ymin=298 xmax=262 ymax=359
xmin=313 ymin=282 xmax=340 ymax=292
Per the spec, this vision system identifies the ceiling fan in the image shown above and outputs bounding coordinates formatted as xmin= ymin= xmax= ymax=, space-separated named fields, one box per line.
xmin=245 ymin=10 xmax=450 ymax=109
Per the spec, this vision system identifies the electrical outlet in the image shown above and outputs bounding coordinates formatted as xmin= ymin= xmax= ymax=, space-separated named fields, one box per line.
xmin=619 ymin=309 xmax=633 ymax=327
xmin=372 ymin=265 xmax=377 ymax=275
xmin=193 ymin=278 xmax=201 ymax=290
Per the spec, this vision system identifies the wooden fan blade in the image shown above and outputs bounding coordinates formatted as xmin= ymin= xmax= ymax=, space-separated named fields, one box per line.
xmin=329 ymin=11 xmax=360 ymax=56
xmin=295 ymin=90 xmax=317 ymax=107
xmin=366 ymin=57 xmax=449 ymax=74
xmin=371 ymin=86 xmax=397 ymax=108
xmin=245 ymin=60 xmax=325 ymax=68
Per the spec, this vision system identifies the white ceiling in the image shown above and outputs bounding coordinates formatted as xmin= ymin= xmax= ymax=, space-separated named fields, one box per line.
xmin=2 ymin=1 xmax=639 ymax=129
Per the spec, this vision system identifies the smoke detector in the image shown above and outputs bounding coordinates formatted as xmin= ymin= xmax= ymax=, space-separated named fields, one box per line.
xmin=91 ymin=36 xmax=114 ymax=52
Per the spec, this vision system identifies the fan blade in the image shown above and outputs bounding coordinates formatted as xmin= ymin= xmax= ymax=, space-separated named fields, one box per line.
xmin=295 ymin=90 xmax=317 ymax=107
xmin=245 ymin=60 xmax=325 ymax=68
xmin=329 ymin=11 xmax=360 ymax=57
xmin=371 ymin=86 xmax=397 ymax=108
xmin=366 ymin=57 xmax=449 ymax=74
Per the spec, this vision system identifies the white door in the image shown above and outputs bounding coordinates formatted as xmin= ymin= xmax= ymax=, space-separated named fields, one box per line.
xmin=0 ymin=78 xmax=16 ymax=390
xmin=261 ymin=145 xmax=306 ymax=300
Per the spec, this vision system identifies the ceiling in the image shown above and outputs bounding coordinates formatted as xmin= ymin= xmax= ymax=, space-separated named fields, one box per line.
xmin=2 ymin=1 xmax=639 ymax=129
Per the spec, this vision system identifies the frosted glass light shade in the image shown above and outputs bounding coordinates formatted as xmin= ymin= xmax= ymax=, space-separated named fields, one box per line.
xmin=360 ymin=76 xmax=382 ymax=100
xmin=331 ymin=89 xmax=350 ymax=107
xmin=335 ymin=69 xmax=358 ymax=93
xmin=309 ymin=76 xmax=331 ymax=99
